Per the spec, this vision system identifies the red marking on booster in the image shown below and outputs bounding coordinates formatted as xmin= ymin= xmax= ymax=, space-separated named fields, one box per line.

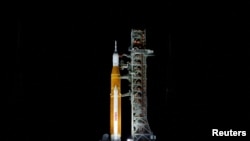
xmin=115 ymin=112 xmax=118 ymax=121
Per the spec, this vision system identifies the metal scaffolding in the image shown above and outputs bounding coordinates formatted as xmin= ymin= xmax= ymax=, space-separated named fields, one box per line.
xmin=121 ymin=29 xmax=156 ymax=141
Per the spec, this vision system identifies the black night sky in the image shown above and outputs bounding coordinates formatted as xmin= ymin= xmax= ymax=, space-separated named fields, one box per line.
xmin=6 ymin=2 xmax=249 ymax=140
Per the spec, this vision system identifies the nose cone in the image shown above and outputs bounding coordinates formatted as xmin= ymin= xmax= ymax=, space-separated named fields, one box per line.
xmin=114 ymin=85 xmax=118 ymax=93
xmin=113 ymin=41 xmax=119 ymax=66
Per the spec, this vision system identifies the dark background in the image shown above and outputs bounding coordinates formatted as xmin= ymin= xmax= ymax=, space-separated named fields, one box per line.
xmin=5 ymin=2 xmax=248 ymax=140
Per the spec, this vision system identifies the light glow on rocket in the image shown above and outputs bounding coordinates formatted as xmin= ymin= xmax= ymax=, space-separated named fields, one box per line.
xmin=110 ymin=41 xmax=121 ymax=141
xmin=113 ymin=85 xmax=118 ymax=135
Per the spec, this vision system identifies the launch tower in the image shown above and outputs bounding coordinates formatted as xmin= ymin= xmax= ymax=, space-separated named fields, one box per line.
xmin=121 ymin=29 xmax=156 ymax=141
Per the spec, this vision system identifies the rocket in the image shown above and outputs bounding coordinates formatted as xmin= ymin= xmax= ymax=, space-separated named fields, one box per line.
xmin=110 ymin=41 xmax=121 ymax=141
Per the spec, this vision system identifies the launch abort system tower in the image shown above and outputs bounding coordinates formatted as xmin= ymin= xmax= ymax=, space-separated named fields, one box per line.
xmin=121 ymin=29 xmax=156 ymax=141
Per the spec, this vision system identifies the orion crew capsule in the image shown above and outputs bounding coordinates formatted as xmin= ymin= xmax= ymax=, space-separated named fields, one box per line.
xmin=110 ymin=41 xmax=122 ymax=141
